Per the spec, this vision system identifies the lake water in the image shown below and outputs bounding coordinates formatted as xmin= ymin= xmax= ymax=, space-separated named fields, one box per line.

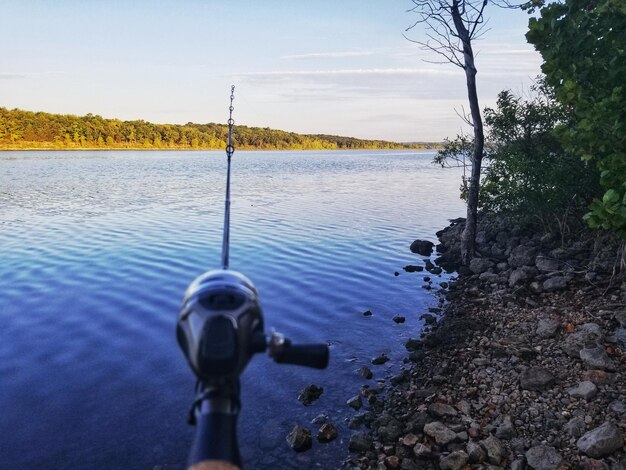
xmin=0 ymin=150 xmax=464 ymax=469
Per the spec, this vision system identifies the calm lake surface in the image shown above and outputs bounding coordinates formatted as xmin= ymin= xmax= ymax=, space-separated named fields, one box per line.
xmin=0 ymin=150 xmax=464 ymax=469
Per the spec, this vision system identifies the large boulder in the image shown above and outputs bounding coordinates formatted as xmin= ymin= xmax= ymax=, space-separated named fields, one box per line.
xmin=509 ymin=266 xmax=539 ymax=287
xmin=469 ymin=257 xmax=495 ymax=274
xmin=509 ymin=244 xmax=539 ymax=267
xmin=577 ymin=422 xmax=624 ymax=458
xmin=561 ymin=323 xmax=604 ymax=357
xmin=410 ymin=239 xmax=435 ymax=256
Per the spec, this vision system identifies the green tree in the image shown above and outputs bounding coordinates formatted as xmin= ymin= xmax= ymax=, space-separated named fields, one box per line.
xmin=526 ymin=0 xmax=626 ymax=237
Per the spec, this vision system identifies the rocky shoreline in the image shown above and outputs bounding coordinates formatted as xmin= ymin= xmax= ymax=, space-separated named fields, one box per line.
xmin=340 ymin=216 xmax=626 ymax=469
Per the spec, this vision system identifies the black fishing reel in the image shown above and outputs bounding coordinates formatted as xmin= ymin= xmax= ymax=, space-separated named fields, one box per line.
xmin=177 ymin=269 xmax=329 ymax=386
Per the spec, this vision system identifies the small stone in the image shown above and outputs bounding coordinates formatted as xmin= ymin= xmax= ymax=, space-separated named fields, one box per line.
xmin=456 ymin=400 xmax=471 ymax=415
xmin=439 ymin=450 xmax=469 ymax=470
xmin=348 ymin=432 xmax=372 ymax=452
xmin=413 ymin=443 xmax=432 ymax=458
xmin=470 ymin=257 xmax=495 ymax=274
xmin=424 ymin=421 xmax=457 ymax=445
xmin=543 ymin=276 xmax=567 ymax=291
xmin=394 ymin=272 xmax=400 ymax=276
xmin=580 ymin=347 xmax=616 ymax=371
xmin=311 ymin=414 xmax=328 ymax=425
xmin=317 ymin=422 xmax=338 ymax=443
xmin=372 ymin=353 xmax=390 ymax=365
xmin=357 ymin=366 xmax=373 ymax=379
xmin=581 ymin=457 xmax=610 ymax=470
xmin=480 ymin=435 xmax=504 ymax=465
xmin=525 ymin=445 xmax=563 ymax=470
xmin=577 ymin=422 xmax=624 ymax=458
xmin=403 ymin=265 xmax=424 ymax=273
xmin=347 ymin=395 xmax=362 ymax=410
xmin=466 ymin=441 xmax=486 ymax=463
xmin=402 ymin=433 xmax=419 ymax=447
xmin=428 ymin=402 xmax=458 ymax=418
xmin=536 ymin=318 xmax=559 ymax=338
xmin=384 ymin=455 xmax=400 ymax=468
xmin=519 ymin=367 xmax=556 ymax=391
xmin=298 ymin=384 xmax=323 ymax=405
xmin=565 ymin=416 xmax=586 ymax=438
xmin=567 ymin=381 xmax=598 ymax=400
xmin=286 ymin=425 xmax=312 ymax=452
xmin=495 ymin=416 xmax=515 ymax=439
xmin=363 ymin=310 xmax=373 ymax=317
xmin=393 ymin=315 xmax=406 ymax=324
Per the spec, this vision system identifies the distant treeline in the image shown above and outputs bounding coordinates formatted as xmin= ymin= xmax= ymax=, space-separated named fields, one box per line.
xmin=0 ymin=107 xmax=437 ymax=151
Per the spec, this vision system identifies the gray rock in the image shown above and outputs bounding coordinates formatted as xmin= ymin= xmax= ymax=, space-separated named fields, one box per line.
xmin=608 ymin=400 xmax=626 ymax=415
xmin=543 ymin=276 xmax=567 ymax=292
xmin=525 ymin=445 xmax=563 ymax=470
xmin=536 ymin=256 xmax=560 ymax=272
xmin=424 ymin=421 xmax=457 ymax=445
xmin=470 ymin=258 xmax=495 ymax=274
xmin=413 ymin=443 xmax=432 ymax=458
xmin=509 ymin=245 xmax=538 ymax=267
xmin=495 ymin=416 xmax=515 ymax=439
xmin=286 ymin=425 xmax=312 ymax=452
xmin=298 ymin=384 xmax=323 ymax=405
xmin=536 ymin=318 xmax=560 ymax=338
xmin=565 ymin=416 xmax=586 ymax=438
xmin=614 ymin=311 xmax=626 ymax=327
xmin=410 ymin=239 xmax=434 ymax=256
xmin=607 ymin=327 xmax=626 ymax=346
xmin=510 ymin=458 xmax=527 ymax=470
xmin=519 ymin=367 xmax=556 ymax=391
xmin=439 ymin=450 xmax=469 ymax=470
xmin=580 ymin=346 xmax=617 ymax=371
xmin=509 ymin=266 xmax=538 ymax=287
xmin=561 ymin=323 xmax=604 ymax=357
xmin=480 ymin=435 xmax=505 ymax=465
xmin=348 ymin=432 xmax=372 ymax=452
xmin=466 ymin=441 xmax=486 ymax=463
xmin=529 ymin=281 xmax=543 ymax=294
xmin=428 ymin=402 xmax=458 ymax=418
xmin=577 ymin=422 xmax=624 ymax=458
xmin=479 ymin=272 xmax=501 ymax=284
xmin=567 ymin=381 xmax=598 ymax=400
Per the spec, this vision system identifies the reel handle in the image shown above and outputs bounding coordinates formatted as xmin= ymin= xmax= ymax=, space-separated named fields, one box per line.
xmin=268 ymin=332 xmax=329 ymax=369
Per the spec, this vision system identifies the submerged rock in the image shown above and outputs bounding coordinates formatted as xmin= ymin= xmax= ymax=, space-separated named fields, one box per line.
xmin=298 ymin=384 xmax=323 ymax=405
xmin=286 ymin=425 xmax=312 ymax=452
xmin=317 ymin=423 xmax=338 ymax=443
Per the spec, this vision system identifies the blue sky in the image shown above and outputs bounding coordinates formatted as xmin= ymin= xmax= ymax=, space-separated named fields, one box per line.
xmin=0 ymin=0 xmax=541 ymax=141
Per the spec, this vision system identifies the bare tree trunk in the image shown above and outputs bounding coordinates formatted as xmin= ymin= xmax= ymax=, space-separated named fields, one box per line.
xmin=452 ymin=0 xmax=485 ymax=265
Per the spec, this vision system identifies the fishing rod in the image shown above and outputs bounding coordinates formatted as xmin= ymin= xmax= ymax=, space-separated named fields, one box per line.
xmin=176 ymin=86 xmax=329 ymax=470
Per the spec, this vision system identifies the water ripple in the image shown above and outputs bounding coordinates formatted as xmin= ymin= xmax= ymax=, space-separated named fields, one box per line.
xmin=0 ymin=150 xmax=464 ymax=469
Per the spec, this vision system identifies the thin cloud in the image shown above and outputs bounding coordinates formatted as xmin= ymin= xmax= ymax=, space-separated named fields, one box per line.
xmin=282 ymin=51 xmax=374 ymax=60
xmin=234 ymin=67 xmax=462 ymax=78
xmin=0 ymin=73 xmax=26 ymax=80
